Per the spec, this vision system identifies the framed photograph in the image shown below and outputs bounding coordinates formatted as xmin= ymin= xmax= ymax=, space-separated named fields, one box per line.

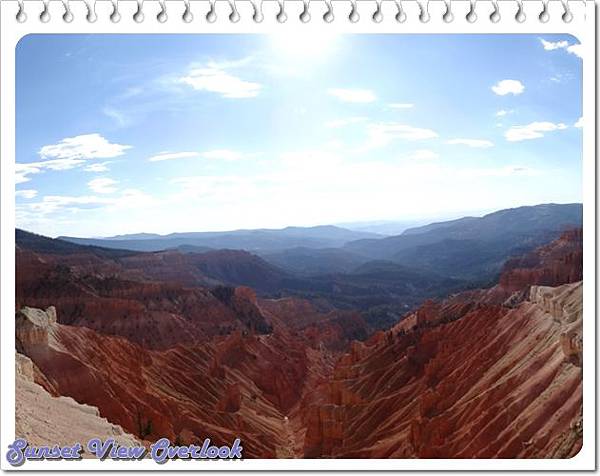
xmin=0 ymin=0 xmax=595 ymax=470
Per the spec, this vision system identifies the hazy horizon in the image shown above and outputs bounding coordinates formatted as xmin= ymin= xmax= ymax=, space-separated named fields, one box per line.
xmin=16 ymin=34 xmax=582 ymax=238
xmin=17 ymin=201 xmax=583 ymax=240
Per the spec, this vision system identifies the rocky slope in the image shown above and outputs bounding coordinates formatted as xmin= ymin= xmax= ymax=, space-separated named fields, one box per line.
xmin=16 ymin=352 xmax=139 ymax=450
xmin=14 ymin=298 xmax=361 ymax=457
xmin=15 ymin=228 xmax=583 ymax=459
xmin=303 ymin=229 xmax=583 ymax=458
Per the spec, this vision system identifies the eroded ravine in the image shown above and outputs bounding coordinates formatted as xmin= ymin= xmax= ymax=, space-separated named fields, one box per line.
xmin=15 ymin=229 xmax=583 ymax=458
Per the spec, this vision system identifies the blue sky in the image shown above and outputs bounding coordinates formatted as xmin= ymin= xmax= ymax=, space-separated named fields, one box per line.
xmin=16 ymin=34 xmax=582 ymax=237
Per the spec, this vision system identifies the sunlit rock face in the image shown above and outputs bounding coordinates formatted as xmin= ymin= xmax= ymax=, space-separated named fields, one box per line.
xmin=16 ymin=352 xmax=139 ymax=450
xmin=303 ymin=232 xmax=583 ymax=459
xmin=14 ymin=229 xmax=583 ymax=459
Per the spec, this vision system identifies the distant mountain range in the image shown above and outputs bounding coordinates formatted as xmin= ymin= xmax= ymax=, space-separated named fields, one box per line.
xmin=334 ymin=219 xmax=429 ymax=236
xmin=45 ymin=202 xmax=584 ymax=289
xmin=344 ymin=203 xmax=582 ymax=280
xmin=19 ymin=202 xmax=582 ymax=331
xmin=59 ymin=225 xmax=382 ymax=253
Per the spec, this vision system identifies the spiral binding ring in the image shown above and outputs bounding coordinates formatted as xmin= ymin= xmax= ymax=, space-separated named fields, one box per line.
xmin=16 ymin=0 xmax=27 ymax=21
xmin=86 ymin=0 xmax=98 ymax=22
xmin=539 ymin=0 xmax=549 ymax=22
xmin=13 ymin=0 xmax=578 ymax=24
xmin=39 ymin=0 xmax=51 ymax=21
xmin=110 ymin=0 xmax=121 ymax=22
xmin=417 ymin=0 xmax=430 ymax=22
xmin=183 ymin=0 xmax=193 ymax=21
xmin=206 ymin=0 xmax=216 ymax=21
xmin=323 ymin=0 xmax=334 ymax=22
xmin=490 ymin=0 xmax=500 ymax=22
xmin=394 ymin=0 xmax=407 ymax=22
xmin=133 ymin=0 xmax=144 ymax=22
xmin=157 ymin=0 xmax=167 ymax=22
xmin=561 ymin=0 xmax=573 ymax=21
xmin=442 ymin=0 xmax=453 ymax=23
xmin=373 ymin=0 xmax=383 ymax=22
xmin=466 ymin=0 xmax=476 ymax=22
xmin=252 ymin=0 xmax=264 ymax=21
xmin=276 ymin=0 xmax=287 ymax=22
xmin=515 ymin=0 xmax=526 ymax=21
xmin=61 ymin=0 xmax=73 ymax=21
xmin=300 ymin=0 xmax=310 ymax=22
xmin=348 ymin=0 xmax=358 ymax=22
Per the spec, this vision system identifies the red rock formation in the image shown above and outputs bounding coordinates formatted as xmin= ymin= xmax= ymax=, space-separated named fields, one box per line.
xmin=15 ymin=229 xmax=583 ymax=459
xmin=499 ymin=228 xmax=582 ymax=292
xmin=260 ymin=297 xmax=369 ymax=351
xmin=16 ymin=241 xmax=363 ymax=457
xmin=303 ymin=232 xmax=583 ymax=458
xmin=16 ymin=306 xmax=319 ymax=457
xmin=16 ymin=248 xmax=276 ymax=349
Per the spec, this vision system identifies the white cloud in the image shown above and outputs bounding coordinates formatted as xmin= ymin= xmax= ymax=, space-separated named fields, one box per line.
xmin=328 ymin=88 xmax=377 ymax=103
xmin=574 ymin=117 xmax=583 ymax=128
xmin=16 ymin=189 xmax=38 ymax=199
xmin=325 ymin=117 xmax=368 ymax=128
xmin=567 ymin=44 xmax=583 ymax=58
xmin=540 ymin=39 xmax=569 ymax=51
xmin=492 ymin=80 xmax=525 ymax=96
xmin=103 ymin=107 xmax=131 ymax=127
xmin=37 ymin=158 xmax=87 ymax=170
xmin=16 ymin=134 xmax=130 ymax=184
xmin=496 ymin=109 xmax=513 ymax=117
xmin=148 ymin=151 xmax=200 ymax=162
xmin=25 ymin=188 xmax=153 ymax=217
xmin=505 ymin=121 xmax=568 ymax=142
xmin=16 ymin=158 xmax=86 ymax=184
xmin=458 ymin=165 xmax=540 ymax=178
xmin=366 ymin=123 xmax=438 ymax=148
xmin=200 ymin=150 xmax=246 ymax=161
xmin=179 ymin=59 xmax=261 ymax=99
xmin=279 ymin=150 xmax=342 ymax=170
xmin=88 ymin=177 xmax=118 ymax=194
xmin=325 ymin=139 xmax=344 ymax=150
xmin=446 ymin=138 xmax=494 ymax=148
xmin=539 ymin=38 xmax=583 ymax=59
xmin=388 ymin=103 xmax=414 ymax=109
xmin=16 ymin=163 xmax=42 ymax=184
xmin=28 ymin=195 xmax=111 ymax=215
xmin=148 ymin=149 xmax=249 ymax=162
xmin=84 ymin=161 xmax=112 ymax=173
xmin=39 ymin=133 xmax=131 ymax=161
xmin=407 ymin=149 xmax=439 ymax=160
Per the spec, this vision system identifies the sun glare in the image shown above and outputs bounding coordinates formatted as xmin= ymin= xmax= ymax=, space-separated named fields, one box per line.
xmin=270 ymin=29 xmax=338 ymax=60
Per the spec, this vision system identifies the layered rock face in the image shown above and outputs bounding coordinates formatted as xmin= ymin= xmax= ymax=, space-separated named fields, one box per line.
xmin=303 ymin=230 xmax=583 ymax=458
xmin=16 ymin=249 xmax=275 ymax=349
xmin=14 ymin=303 xmax=346 ymax=457
xmin=452 ymin=228 xmax=583 ymax=306
xmin=499 ymin=228 xmax=583 ymax=293
xmin=499 ymin=229 xmax=583 ymax=292
xmin=15 ymin=229 xmax=583 ymax=459
xmin=16 ymin=309 xmax=292 ymax=456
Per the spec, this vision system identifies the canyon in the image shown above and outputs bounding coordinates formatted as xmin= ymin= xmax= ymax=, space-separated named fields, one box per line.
xmin=14 ymin=209 xmax=583 ymax=458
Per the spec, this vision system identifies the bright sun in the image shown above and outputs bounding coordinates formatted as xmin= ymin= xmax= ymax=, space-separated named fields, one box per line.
xmin=270 ymin=29 xmax=338 ymax=60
